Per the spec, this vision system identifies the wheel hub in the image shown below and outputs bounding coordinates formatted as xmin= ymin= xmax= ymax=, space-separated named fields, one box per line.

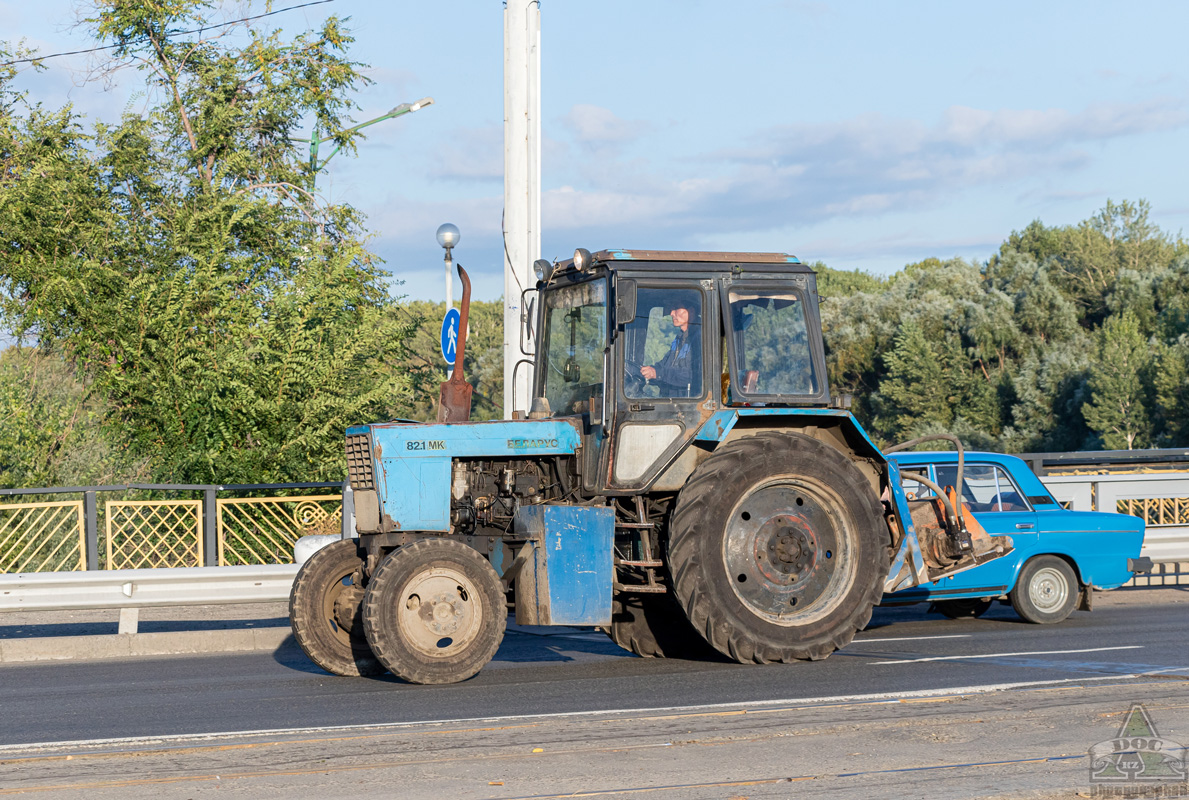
xmin=764 ymin=518 xmax=817 ymax=580
xmin=1030 ymin=567 xmax=1069 ymax=612
xmin=396 ymin=567 xmax=482 ymax=657
xmin=332 ymin=579 xmax=365 ymax=634
xmin=420 ymin=592 xmax=466 ymax=636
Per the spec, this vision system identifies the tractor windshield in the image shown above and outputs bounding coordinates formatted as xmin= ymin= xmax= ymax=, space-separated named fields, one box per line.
xmin=539 ymin=279 xmax=607 ymax=416
xmin=726 ymin=288 xmax=819 ymax=398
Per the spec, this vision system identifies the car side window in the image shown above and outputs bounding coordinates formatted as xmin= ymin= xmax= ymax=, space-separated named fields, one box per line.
xmin=934 ymin=464 xmax=1030 ymax=513
xmin=899 ymin=467 xmax=932 ymax=500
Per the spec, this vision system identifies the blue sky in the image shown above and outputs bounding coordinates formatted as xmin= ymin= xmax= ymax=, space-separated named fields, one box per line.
xmin=5 ymin=0 xmax=1188 ymax=301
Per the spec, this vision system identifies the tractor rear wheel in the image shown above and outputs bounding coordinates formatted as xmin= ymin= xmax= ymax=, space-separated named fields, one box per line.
xmin=362 ymin=538 xmax=506 ymax=684
xmin=668 ymin=432 xmax=887 ymax=663
xmin=608 ymin=593 xmax=719 ymax=660
xmin=289 ymin=538 xmax=385 ymax=677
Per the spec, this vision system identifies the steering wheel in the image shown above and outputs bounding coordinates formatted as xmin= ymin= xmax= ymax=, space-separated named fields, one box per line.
xmin=623 ymin=357 xmax=650 ymax=394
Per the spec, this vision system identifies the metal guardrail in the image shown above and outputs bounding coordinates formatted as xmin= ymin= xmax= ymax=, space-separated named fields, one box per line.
xmin=0 ymin=564 xmax=300 ymax=634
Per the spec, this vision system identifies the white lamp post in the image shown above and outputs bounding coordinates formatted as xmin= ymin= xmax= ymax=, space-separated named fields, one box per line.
xmin=436 ymin=223 xmax=460 ymax=308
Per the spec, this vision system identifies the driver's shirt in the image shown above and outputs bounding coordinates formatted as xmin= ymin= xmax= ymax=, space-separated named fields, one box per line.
xmin=653 ymin=327 xmax=699 ymax=396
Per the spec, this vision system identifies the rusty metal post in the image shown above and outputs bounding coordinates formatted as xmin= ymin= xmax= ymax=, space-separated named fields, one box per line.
xmin=437 ymin=265 xmax=475 ymax=422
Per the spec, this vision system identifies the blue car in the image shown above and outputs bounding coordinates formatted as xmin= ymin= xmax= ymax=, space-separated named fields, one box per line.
xmin=883 ymin=451 xmax=1150 ymax=623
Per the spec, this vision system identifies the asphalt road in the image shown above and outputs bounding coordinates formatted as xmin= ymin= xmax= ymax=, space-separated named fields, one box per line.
xmin=2 ymin=588 xmax=1186 ymax=749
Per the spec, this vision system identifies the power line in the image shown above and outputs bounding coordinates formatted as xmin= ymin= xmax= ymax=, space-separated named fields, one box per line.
xmin=1 ymin=0 xmax=339 ymax=67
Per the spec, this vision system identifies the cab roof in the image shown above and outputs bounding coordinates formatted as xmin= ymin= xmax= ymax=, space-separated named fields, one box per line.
xmin=595 ymin=249 xmax=801 ymax=264
xmin=545 ymin=249 xmax=814 ymax=283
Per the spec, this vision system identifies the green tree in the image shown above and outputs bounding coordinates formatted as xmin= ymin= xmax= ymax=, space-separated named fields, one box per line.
xmin=0 ymin=347 xmax=151 ymax=487
xmin=0 ymin=4 xmax=417 ymax=483
xmin=1082 ymin=312 xmax=1153 ymax=450
xmin=1153 ymin=339 xmax=1189 ymax=446
xmin=815 ymin=262 xmax=887 ymax=299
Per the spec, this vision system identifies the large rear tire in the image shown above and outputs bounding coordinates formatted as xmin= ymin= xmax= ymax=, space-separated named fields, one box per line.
xmin=668 ymin=432 xmax=887 ymax=663
xmin=363 ymin=538 xmax=506 ymax=684
xmin=608 ymin=593 xmax=719 ymax=660
xmin=289 ymin=538 xmax=385 ymax=677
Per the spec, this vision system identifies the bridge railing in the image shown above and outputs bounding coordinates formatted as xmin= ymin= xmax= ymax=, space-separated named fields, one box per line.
xmin=0 ymin=482 xmax=351 ymax=573
xmin=1040 ymin=473 xmax=1189 ymax=564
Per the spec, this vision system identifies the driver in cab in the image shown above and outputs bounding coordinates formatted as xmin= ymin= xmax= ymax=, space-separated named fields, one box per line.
xmin=639 ymin=304 xmax=700 ymax=397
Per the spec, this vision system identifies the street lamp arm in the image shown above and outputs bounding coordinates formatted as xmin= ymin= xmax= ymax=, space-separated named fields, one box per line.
xmin=308 ymin=96 xmax=434 ymax=173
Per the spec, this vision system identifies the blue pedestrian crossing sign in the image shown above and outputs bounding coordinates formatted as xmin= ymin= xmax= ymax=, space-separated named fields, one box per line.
xmin=440 ymin=307 xmax=461 ymax=366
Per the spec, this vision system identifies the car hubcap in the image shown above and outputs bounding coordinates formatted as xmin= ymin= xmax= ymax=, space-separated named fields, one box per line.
xmin=1029 ymin=567 xmax=1069 ymax=613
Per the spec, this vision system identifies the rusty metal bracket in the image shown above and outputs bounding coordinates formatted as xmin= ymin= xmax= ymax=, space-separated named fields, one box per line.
xmin=437 ymin=264 xmax=474 ymax=423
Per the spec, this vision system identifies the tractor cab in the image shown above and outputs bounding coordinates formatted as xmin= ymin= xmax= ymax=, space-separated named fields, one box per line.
xmin=531 ymin=249 xmax=833 ymax=494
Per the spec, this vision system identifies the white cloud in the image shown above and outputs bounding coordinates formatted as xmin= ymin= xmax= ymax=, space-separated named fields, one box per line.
xmin=532 ymin=97 xmax=1189 ymax=247
xmin=560 ymin=104 xmax=647 ymax=150
xmin=428 ymin=124 xmax=503 ymax=182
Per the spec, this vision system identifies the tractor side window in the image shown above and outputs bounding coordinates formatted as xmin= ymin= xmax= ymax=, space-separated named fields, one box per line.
xmin=623 ymin=288 xmax=703 ymax=399
xmin=727 ymin=290 xmax=817 ymax=397
xmin=540 ymin=279 xmax=607 ymax=416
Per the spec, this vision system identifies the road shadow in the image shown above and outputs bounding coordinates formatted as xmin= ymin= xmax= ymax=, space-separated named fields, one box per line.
xmin=274 ymin=618 xmax=633 ymax=679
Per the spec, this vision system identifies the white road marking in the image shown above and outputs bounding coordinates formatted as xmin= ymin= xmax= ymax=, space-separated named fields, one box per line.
xmin=0 ymin=673 xmax=1153 ymax=755
xmin=868 ymin=645 xmax=1143 ymax=665
xmin=855 ymin=634 xmax=972 ymax=643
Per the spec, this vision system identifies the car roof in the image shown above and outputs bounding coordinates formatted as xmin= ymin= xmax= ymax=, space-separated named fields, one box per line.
xmin=886 ymin=450 xmax=1024 ymax=467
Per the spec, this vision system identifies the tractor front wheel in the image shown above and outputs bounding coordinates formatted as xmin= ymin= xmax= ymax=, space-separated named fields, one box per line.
xmin=289 ymin=538 xmax=385 ymax=677
xmin=362 ymin=538 xmax=506 ymax=684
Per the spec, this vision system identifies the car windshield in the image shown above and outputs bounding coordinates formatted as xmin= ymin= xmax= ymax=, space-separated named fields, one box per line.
xmin=727 ymin=288 xmax=818 ymax=397
xmin=539 ymin=279 xmax=607 ymax=416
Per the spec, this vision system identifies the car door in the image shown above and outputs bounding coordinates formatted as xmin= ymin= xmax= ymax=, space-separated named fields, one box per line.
xmin=933 ymin=462 xmax=1037 ymax=593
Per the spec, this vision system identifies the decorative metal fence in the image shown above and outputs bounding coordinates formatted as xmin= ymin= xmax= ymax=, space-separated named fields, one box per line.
xmin=1117 ymin=497 xmax=1189 ymax=528
xmin=0 ymin=482 xmax=346 ymax=573
xmin=0 ymin=501 xmax=86 ymax=572
xmin=106 ymin=500 xmax=204 ymax=569
xmin=217 ymin=496 xmax=342 ymax=566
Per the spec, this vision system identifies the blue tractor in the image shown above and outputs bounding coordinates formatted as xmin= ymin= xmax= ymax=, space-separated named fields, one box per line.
xmin=289 ymin=249 xmax=1012 ymax=683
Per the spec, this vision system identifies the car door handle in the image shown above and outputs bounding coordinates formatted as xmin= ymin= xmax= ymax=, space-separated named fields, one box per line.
xmin=1015 ymin=523 xmax=1034 ymax=530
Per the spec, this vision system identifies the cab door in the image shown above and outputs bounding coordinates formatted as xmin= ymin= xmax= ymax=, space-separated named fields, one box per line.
xmin=605 ymin=281 xmax=714 ymax=492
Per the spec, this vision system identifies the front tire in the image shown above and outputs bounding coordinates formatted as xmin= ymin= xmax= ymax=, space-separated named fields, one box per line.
xmin=668 ymin=432 xmax=888 ymax=663
xmin=289 ymin=539 xmax=385 ymax=677
xmin=363 ymin=539 xmax=506 ymax=684
xmin=1010 ymin=556 xmax=1078 ymax=624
